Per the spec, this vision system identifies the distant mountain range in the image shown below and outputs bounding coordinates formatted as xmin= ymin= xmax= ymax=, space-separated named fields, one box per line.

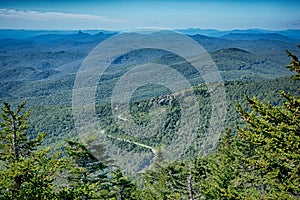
xmin=0 ymin=29 xmax=298 ymax=86
xmin=0 ymin=28 xmax=299 ymax=41
xmin=175 ymin=28 xmax=300 ymax=40
xmin=0 ymin=29 xmax=117 ymax=40
xmin=220 ymin=33 xmax=295 ymax=42
xmin=30 ymin=30 xmax=114 ymax=43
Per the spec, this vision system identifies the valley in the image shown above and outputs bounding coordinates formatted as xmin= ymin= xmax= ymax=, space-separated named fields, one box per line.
xmin=0 ymin=29 xmax=299 ymax=173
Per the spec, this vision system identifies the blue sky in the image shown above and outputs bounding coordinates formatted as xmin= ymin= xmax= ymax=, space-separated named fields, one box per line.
xmin=0 ymin=0 xmax=299 ymax=30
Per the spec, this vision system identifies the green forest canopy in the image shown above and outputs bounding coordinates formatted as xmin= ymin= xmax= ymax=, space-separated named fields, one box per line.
xmin=0 ymin=46 xmax=299 ymax=199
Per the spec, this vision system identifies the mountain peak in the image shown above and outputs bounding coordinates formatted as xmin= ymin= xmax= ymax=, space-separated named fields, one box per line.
xmin=221 ymin=32 xmax=294 ymax=42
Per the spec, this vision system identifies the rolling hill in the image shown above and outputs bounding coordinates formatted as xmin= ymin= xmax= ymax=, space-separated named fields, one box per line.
xmin=0 ymin=29 xmax=299 ymax=172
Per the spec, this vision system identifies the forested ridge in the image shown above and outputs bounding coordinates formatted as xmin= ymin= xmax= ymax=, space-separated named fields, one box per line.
xmin=23 ymin=74 xmax=299 ymax=173
xmin=0 ymin=45 xmax=299 ymax=199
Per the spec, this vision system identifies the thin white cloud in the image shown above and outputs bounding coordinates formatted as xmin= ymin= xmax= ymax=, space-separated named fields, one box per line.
xmin=0 ymin=9 xmax=126 ymax=23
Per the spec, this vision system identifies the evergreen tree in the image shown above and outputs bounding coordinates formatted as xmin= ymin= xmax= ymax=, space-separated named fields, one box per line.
xmin=111 ymin=168 xmax=136 ymax=200
xmin=286 ymin=45 xmax=300 ymax=80
xmin=233 ymin=47 xmax=300 ymax=198
xmin=0 ymin=101 xmax=64 ymax=199
xmin=140 ymin=161 xmax=197 ymax=199
xmin=61 ymin=140 xmax=112 ymax=199
xmin=193 ymin=130 xmax=243 ymax=199
xmin=152 ymin=147 xmax=165 ymax=170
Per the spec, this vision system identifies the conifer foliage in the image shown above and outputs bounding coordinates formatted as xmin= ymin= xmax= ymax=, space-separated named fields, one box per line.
xmin=233 ymin=46 xmax=300 ymax=198
xmin=0 ymin=102 xmax=136 ymax=199
xmin=0 ymin=101 xmax=63 ymax=199
xmin=61 ymin=140 xmax=112 ymax=199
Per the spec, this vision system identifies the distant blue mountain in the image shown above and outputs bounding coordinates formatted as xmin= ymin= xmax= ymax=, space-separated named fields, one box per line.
xmin=175 ymin=28 xmax=226 ymax=37
xmin=276 ymin=29 xmax=300 ymax=40
xmin=175 ymin=28 xmax=300 ymax=40
xmin=175 ymin=28 xmax=269 ymax=37
xmin=0 ymin=30 xmax=78 ymax=39
xmin=28 ymin=31 xmax=116 ymax=46
xmin=221 ymin=33 xmax=295 ymax=42
xmin=30 ymin=31 xmax=94 ymax=42
xmin=0 ymin=29 xmax=117 ymax=40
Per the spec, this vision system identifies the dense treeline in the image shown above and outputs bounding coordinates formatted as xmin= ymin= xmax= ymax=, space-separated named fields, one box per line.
xmin=137 ymin=47 xmax=299 ymax=199
xmin=93 ymin=74 xmax=299 ymax=172
xmin=0 ymin=101 xmax=136 ymax=199
xmin=0 ymin=47 xmax=299 ymax=199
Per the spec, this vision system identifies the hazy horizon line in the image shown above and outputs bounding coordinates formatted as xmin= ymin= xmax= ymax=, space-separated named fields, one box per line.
xmin=1 ymin=27 xmax=300 ymax=32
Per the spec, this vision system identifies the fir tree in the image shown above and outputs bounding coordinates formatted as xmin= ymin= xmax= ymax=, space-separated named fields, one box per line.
xmin=234 ymin=46 xmax=300 ymax=198
xmin=0 ymin=101 xmax=63 ymax=199
xmin=111 ymin=168 xmax=136 ymax=200
xmin=61 ymin=140 xmax=112 ymax=199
